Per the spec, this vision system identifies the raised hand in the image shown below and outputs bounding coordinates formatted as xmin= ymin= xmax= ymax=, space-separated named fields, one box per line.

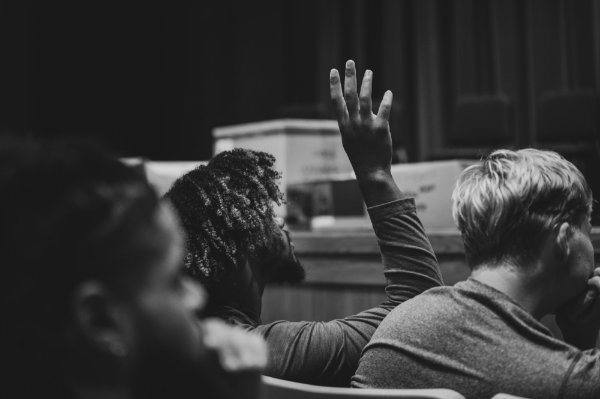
xmin=330 ymin=60 xmax=401 ymax=206
xmin=330 ymin=60 xmax=394 ymax=178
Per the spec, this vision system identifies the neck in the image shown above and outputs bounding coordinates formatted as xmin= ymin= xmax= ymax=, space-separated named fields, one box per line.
xmin=219 ymin=259 xmax=264 ymax=323
xmin=65 ymin=343 xmax=130 ymax=399
xmin=470 ymin=261 xmax=557 ymax=319
xmin=234 ymin=278 xmax=263 ymax=322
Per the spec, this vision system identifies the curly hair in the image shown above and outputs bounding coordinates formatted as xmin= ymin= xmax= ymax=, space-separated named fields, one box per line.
xmin=164 ymin=148 xmax=284 ymax=295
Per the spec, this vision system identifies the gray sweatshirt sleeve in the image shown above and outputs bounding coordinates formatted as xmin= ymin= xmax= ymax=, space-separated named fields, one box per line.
xmin=251 ymin=197 xmax=443 ymax=386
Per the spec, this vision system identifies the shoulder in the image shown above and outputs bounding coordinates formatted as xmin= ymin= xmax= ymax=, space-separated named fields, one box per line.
xmin=372 ymin=286 xmax=459 ymax=333
xmin=369 ymin=281 xmax=501 ymax=339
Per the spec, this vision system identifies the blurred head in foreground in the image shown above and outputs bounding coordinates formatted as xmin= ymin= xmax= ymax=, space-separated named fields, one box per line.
xmin=0 ymin=140 xmax=265 ymax=399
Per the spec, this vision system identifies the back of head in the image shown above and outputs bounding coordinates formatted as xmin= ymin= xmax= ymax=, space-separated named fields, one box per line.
xmin=452 ymin=148 xmax=593 ymax=268
xmin=164 ymin=149 xmax=284 ymax=302
xmin=0 ymin=139 xmax=159 ymax=398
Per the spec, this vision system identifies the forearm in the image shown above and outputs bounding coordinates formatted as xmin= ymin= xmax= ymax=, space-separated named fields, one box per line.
xmin=253 ymin=320 xmax=361 ymax=386
xmin=367 ymin=198 xmax=444 ymax=304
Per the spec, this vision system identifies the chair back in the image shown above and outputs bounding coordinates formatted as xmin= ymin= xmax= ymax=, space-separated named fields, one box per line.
xmin=261 ymin=376 xmax=465 ymax=399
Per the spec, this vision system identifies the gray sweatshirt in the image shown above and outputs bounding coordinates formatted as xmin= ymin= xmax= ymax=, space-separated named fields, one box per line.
xmin=217 ymin=198 xmax=443 ymax=386
xmin=353 ymin=278 xmax=600 ymax=399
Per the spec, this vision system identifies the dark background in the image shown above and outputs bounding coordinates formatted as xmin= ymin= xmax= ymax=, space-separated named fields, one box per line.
xmin=1 ymin=0 xmax=599 ymax=220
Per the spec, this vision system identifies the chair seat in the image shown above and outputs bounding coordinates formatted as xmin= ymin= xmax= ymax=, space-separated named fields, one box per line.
xmin=261 ymin=376 xmax=466 ymax=399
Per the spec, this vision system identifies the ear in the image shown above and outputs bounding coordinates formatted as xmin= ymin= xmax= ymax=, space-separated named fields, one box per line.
xmin=72 ymin=281 xmax=129 ymax=358
xmin=555 ymin=222 xmax=571 ymax=260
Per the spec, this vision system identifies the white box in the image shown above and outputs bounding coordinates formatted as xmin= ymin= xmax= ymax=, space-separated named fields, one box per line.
xmin=390 ymin=160 xmax=474 ymax=231
xmin=213 ymin=119 xmax=354 ymax=216
xmin=292 ymin=159 xmax=475 ymax=232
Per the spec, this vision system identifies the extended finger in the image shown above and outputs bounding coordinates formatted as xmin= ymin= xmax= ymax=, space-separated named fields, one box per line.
xmin=376 ymin=90 xmax=393 ymax=121
xmin=359 ymin=69 xmax=373 ymax=118
xmin=330 ymin=69 xmax=348 ymax=123
xmin=344 ymin=60 xmax=359 ymax=117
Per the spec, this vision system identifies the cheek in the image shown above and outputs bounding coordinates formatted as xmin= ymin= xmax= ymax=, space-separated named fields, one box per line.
xmin=568 ymin=238 xmax=595 ymax=283
xmin=578 ymin=238 xmax=595 ymax=269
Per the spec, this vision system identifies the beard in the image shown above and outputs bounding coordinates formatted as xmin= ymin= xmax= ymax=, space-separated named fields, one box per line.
xmin=267 ymin=255 xmax=305 ymax=284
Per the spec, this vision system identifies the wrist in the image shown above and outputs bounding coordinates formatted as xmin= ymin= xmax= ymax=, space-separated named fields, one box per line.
xmin=354 ymin=168 xmax=403 ymax=207
xmin=354 ymin=167 xmax=392 ymax=183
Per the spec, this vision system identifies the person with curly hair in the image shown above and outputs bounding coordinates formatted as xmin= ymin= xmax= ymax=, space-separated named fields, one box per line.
xmin=165 ymin=60 xmax=444 ymax=386
xmin=165 ymin=148 xmax=305 ymax=313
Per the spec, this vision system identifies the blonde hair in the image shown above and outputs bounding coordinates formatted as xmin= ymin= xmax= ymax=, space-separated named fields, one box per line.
xmin=452 ymin=148 xmax=592 ymax=268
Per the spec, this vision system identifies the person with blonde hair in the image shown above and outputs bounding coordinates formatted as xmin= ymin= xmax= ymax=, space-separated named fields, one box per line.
xmin=351 ymin=141 xmax=600 ymax=398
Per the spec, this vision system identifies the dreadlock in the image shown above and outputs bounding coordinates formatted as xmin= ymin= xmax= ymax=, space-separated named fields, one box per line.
xmin=164 ymin=148 xmax=284 ymax=295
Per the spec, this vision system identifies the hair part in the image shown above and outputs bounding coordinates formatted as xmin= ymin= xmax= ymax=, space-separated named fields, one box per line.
xmin=452 ymin=148 xmax=593 ymax=268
